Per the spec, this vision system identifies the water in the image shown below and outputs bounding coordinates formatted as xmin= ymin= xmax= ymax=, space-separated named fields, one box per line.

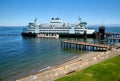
xmin=0 ymin=26 xmax=120 ymax=81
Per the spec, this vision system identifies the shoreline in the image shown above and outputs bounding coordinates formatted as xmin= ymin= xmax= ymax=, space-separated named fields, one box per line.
xmin=2 ymin=52 xmax=86 ymax=81
xmin=15 ymin=48 xmax=120 ymax=81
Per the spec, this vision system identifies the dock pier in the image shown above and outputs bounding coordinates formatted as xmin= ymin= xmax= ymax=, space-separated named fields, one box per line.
xmin=104 ymin=32 xmax=120 ymax=44
xmin=105 ymin=32 xmax=120 ymax=38
xmin=61 ymin=40 xmax=111 ymax=51
xmin=106 ymin=37 xmax=120 ymax=43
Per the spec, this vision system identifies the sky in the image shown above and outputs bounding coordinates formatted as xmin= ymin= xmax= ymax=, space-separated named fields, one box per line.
xmin=0 ymin=0 xmax=120 ymax=26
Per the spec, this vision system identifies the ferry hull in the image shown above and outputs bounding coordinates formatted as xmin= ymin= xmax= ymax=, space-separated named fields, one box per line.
xmin=21 ymin=33 xmax=96 ymax=38
xmin=59 ymin=33 xmax=96 ymax=38
xmin=21 ymin=33 xmax=37 ymax=37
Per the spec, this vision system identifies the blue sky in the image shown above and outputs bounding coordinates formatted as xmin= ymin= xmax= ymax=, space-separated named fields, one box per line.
xmin=0 ymin=0 xmax=120 ymax=26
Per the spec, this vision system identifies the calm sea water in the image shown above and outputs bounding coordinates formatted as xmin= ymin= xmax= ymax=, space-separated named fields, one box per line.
xmin=0 ymin=26 xmax=120 ymax=81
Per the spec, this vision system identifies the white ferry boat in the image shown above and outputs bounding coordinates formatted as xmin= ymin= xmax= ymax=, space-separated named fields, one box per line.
xmin=22 ymin=17 xmax=95 ymax=38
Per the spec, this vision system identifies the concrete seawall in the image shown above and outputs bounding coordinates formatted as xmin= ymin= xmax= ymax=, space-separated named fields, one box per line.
xmin=16 ymin=48 xmax=120 ymax=81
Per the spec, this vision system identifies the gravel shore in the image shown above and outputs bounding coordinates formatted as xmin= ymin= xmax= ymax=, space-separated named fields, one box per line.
xmin=16 ymin=48 xmax=120 ymax=81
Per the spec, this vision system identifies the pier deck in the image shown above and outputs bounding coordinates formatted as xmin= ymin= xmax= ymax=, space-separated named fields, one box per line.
xmin=105 ymin=32 xmax=120 ymax=38
xmin=61 ymin=40 xmax=111 ymax=51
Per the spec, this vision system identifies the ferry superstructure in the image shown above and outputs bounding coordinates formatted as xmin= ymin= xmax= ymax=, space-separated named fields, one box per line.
xmin=22 ymin=17 xmax=95 ymax=38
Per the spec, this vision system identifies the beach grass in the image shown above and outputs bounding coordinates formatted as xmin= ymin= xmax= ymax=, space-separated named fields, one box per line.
xmin=55 ymin=54 xmax=120 ymax=81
